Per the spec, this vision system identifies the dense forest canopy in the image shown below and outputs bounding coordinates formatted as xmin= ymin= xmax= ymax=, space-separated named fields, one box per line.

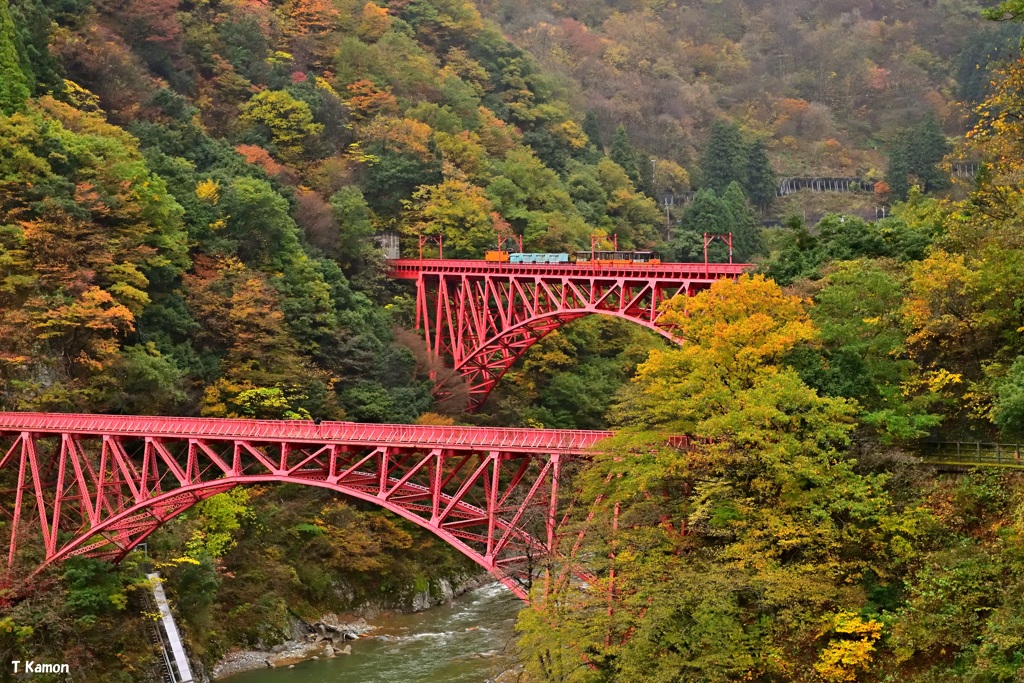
xmin=0 ymin=0 xmax=669 ymax=422
xmin=480 ymin=0 xmax=1021 ymax=178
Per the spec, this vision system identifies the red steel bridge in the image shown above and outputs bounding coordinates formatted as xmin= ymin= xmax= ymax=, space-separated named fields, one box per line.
xmin=0 ymin=412 xmax=616 ymax=600
xmin=389 ymin=258 xmax=749 ymax=410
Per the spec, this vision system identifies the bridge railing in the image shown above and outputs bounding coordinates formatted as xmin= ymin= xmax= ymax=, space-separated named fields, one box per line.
xmin=919 ymin=441 xmax=1024 ymax=468
xmin=0 ymin=412 xmax=610 ymax=454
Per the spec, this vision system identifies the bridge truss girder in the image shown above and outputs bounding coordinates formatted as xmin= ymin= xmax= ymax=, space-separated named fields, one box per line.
xmin=409 ymin=265 xmax=741 ymax=410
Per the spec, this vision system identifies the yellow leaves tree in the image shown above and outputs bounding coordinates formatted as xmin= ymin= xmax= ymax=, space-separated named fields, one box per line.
xmin=548 ymin=118 xmax=588 ymax=150
xmin=434 ymin=130 xmax=488 ymax=181
xmin=519 ymin=274 xmax=907 ymax=683
xmin=653 ymin=158 xmax=690 ymax=194
xmin=615 ymin=274 xmax=819 ymax=432
xmin=902 ymin=251 xmax=981 ymax=359
xmin=239 ymin=90 xmax=323 ymax=164
xmin=901 ymin=244 xmax=1024 ymax=425
xmin=815 ymin=612 xmax=884 ymax=683
xmin=358 ymin=115 xmax=434 ymax=160
xmin=357 ymin=2 xmax=391 ymax=42
xmin=965 ymin=58 xmax=1024 ymax=227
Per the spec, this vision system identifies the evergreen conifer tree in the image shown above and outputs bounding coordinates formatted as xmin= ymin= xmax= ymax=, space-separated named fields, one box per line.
xmin=583 ymin=111 xmax=603 ymax=151
xmin=884 ymin=115 xmax=951 ymax=200
xmin=671 ymin=189 xmax=729 ymax=261
xmin=745 ymin=138 xmax=777 ymax=209
xmin=0 ymin=0 xmax=30 ymax=114
xmin=610 ymin=124 xmax=642 ymax=188
xmin=884 ymin=130 xmax=913 ymax=200
xmin=700 ymin=121 xmax=747 ymax=193
xmin=911 ymin=114 xmax=952 ymax=194
xmin=721 ymin=181 xmax=765 ymax=261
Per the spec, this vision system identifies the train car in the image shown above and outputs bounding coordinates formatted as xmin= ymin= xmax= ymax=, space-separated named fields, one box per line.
xmin=631 ymin=251 xmax=662 ymax=264
xmin=509 ymin=252 xmax=571 ymax=264
xmin=485 ymin=250 xmax=510 ymax=262
xmin=575 ymin=251 xmax=662 ymax=265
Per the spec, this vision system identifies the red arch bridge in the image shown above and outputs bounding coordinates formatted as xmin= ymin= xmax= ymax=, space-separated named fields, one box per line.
xmin=389 ymin=258 xmax=748 ymax=410
xmin=0 ymin=413 xmax=641 ymax=600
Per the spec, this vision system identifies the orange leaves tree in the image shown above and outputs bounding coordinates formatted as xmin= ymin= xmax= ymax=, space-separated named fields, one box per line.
xmin=282 ymin=0 xmax=340 ymax=67
xmin=0 ymin=98 xmax=187 ymax=410
xmin=344 ymin=79 xmax=399 ymax=120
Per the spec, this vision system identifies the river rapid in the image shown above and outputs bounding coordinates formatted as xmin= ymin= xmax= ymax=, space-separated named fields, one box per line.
xmin=224 ymin=582 xmax=523 ymax=683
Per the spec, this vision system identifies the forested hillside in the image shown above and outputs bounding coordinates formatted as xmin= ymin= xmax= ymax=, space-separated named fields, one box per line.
xmin=0 ymin=0 xmax=674 ymax=425
xmin=2 ymin=0 xmax=1008 ymax=426
xmin=481 ymin=0 xmax=1020 ymax=180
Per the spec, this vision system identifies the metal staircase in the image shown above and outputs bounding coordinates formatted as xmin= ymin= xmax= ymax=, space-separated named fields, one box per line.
xmin=144 ymin=573 xmax=195 ymax=683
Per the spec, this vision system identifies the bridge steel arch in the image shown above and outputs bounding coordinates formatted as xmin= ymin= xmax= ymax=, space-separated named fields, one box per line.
xmin=390 ymin=259 xmax=749 ymax=410
xmin=0 ymin=413 xmax=612 ymax=600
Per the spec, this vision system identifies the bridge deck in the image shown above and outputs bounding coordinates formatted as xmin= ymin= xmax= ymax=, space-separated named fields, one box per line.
xmin=388 ymin=258 xmax=750 ymax=279
xmin=0 ymin=413 xmax=611 ymax=454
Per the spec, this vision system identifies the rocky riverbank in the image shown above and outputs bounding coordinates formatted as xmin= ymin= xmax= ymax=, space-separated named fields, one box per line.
xmin=209 ymin=619 xmax=370 ymax=679
xmin=209 ymin=574 xmax=491 ymax=679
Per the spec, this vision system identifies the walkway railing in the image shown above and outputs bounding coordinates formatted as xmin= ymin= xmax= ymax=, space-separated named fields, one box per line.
xmin=918 ymin=441 xmax=1024 ymax=469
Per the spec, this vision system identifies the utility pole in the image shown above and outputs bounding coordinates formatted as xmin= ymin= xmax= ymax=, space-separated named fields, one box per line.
xmin=662 ymin=194 xmax=674 ymax=241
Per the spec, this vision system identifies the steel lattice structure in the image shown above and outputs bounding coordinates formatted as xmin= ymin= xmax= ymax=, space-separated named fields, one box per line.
xmin=390 ymin=259 xmax=748 ymax=410
xmin=0 ymin=413 xmax=611 ymax=600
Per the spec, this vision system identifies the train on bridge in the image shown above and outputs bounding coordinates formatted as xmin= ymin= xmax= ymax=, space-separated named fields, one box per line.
xmin=485 ymin=250 xmax=663 ymax=265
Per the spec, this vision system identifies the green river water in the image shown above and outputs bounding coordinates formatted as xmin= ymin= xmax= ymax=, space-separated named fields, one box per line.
xmin=224 ymin=583 xmax=522 ymax=683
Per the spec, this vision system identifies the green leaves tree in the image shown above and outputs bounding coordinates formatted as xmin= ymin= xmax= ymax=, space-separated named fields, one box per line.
xmin=884 ymin=114 xmax=952 ymax=200
xmin=994 ymin=356 xmax=1024 ymax=436
xmin=609 ymin=124 xmax=642 ymax=190
xmin=744 ymin=138 xmax=776 ymax=209
xmin=700 ymin=120 xmax=747 ymax=193
xmin=0 ymin=0 xmax=30 ymax=114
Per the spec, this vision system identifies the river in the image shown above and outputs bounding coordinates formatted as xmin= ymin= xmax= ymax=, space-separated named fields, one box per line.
xmin=224 ymin=583 xmax=523 ymax=683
